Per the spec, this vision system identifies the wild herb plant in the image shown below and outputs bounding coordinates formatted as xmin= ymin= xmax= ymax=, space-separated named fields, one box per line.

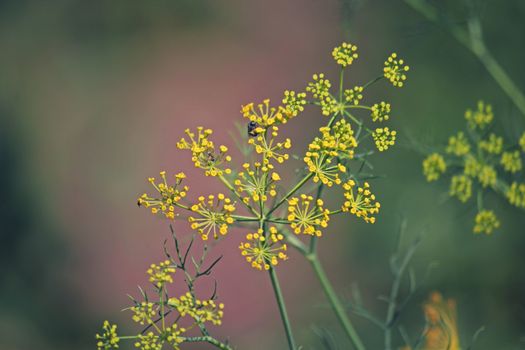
xmin=96 ymin=42 xmax=410 ymax=349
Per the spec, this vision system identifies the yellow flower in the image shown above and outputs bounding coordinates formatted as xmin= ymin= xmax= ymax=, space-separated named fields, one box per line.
xmin=344 ymin=86 xmax=364 ymax=106
xmin=138 ymin=171 xmax=189 ymax=220
xmin=147 ymin=260 xmax=176 ymax=288
xmin=332 ymin=42 xmax=358 ymax=67
xmin=304 ymin=151 xmax=346 ymax=187
xmin=372 ymin=127 xmax=397 ymax=151
xmin=241 ymin=98 xmax=286 ymax=129
xmin=135 ymin=332 xmax=162 ymax=350
xmin=131 ymin=301 xmax=156 ymax=325
xmin=341 ymin=180 xmax=380 ymax=224
xmin=473 ymin=210 xmax=500 ymax=234
xmin=446 ymin=132 xmax=470 ymax=156
xmin=463 ymin=155 xmax=480 ymax=177
xmin=478 ymin=133 xmax=503 ymax=154
xmin=169 ymin=292 xmax=225 ymax=326
xmin=500 ymin=151 xmax=522 ymax=173
xmin=422 ymin=292 xmax=460 ymax=350
xmin=176 ymin=127 xmax=232 ymax=176
xmin=371 ymin=102 xmax=391 ymax=122
xmin=507 ymin=182 xmax=525 ymax=208
xmin=282 ymin=90 xmax=307 ymax=118
xmin=165 ymin=325 xmax=186 ymax=349
xmin=248 ymin=125 xmax=291 ymax=164
xmin=465 ymin=101 xmax=493 ymax=129
xmin=449 ymin=174 xmax=472 ymax=203
xmin=422 ymin=153 xmax=446 ymax=181
xmin=287 ymin=195 xmax=330 ymax=236
xmin=188 ymin=194 xmax=236 ymax=240
xmin=96 ymin=321 xmax=120 ymax=350
xmin=306 ymin=73 xmax=338 ymax=116
xmin=383 ymin=53 xmax=409 ymax=87
xmin=239 ymin=228 xmax=288 ymax=270
xmin=235 ymin=162 xmax=280 ymax=204
xmin=477 ymin=164 xmax=497 ymax=188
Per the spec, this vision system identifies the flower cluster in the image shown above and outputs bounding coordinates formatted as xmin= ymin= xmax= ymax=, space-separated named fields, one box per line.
xmin=287 ymin=195 xmax=330 ymax=236
xmin=169 ymin=292 xmax=224 ymax=326
xmin=239 ymin=228 xmax=288 ymax=270
xmin=383 ymin=53 xmax=410 ymax=88
xmin=189 ymin=194 xmax=235 ymax=240
xmin=422 ymin=101 xmax=525 ymax=234
xmin=147 ymin=260 xmax=176 ymax=288
xmin=341 ymin=180 xmax=380 ymax=224
xmin=138 ymin=171 xmax=188 ymax=219
xmin=96 ymin=321 xmax=120 ymax=350
xmin=134 ymin=42 xmax=408 ymax=273
xmin=177 ymin=127 xmax=232 ymax=176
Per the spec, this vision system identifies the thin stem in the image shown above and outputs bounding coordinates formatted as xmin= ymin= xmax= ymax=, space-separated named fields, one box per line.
xmin=269 ymin=266 xmax=297 ymax=350
xmin=218 ymin=174 xmax=259 ymax=217
xmin=182 ymin=336 xmax=233 ymax=350
xmin=308 ymin=256 xmax=366 ymax=350
xmin=404 ymin=0 xmax=525 ymax=118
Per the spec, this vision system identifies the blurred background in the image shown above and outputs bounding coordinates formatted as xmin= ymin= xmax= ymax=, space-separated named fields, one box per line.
xmin=1 ymin=0 xmax=524 ymax=349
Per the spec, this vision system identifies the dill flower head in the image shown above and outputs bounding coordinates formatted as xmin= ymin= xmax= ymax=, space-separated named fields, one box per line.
xmin=188 ymin=194 xmax=236 ymax=240
xmin=422 ymin=153 xmax=446 ymax=181
xmin=341 ymin=180 xmax=380 ymax=224
xmin=287 ymin=195 xmax=330 ymax=236
xmin=477 ymin=164 xmax=497 ymax=188
xmin=449 ymin=174 xmax=472 ymax=203
xmin=344 ymin=86 xmax=364 ymax=106
xmin=500 ymin=151 xmax=522 ymax=173
xmin=195 ymin=299 xmax=225 ymax=326
xmin=165 ymin=325 xmax=186 ymax=348
xmin=478 ymin=133 xmax=503 ymax=155
xmin=131 ymin=301 xmax=156 ymax=325
xmin=422 ymin=292 xmax=460 ymax=350
xmin=239 ymin=228 xmax=288 ymax=270
xmin=169 ymin=292 xmax=198 ymax=318
xmin=373 ymin=127 xmax=397 ymax=152
xmin=96 ymin=321 xmax=120 ymax=350
xmin=446 ymin=132 xmax=470 ymax=156
xmin=507 ymin=182 xmax=525 ymax=208
xmin=138 ymin=172 xmax=188 ymax=220
xmin=371 ymin=102 xmax=391 ymax=122
xmin=248 ymin=125 xmax=292 ymax=164
xmin=241 ymin=99 xmax=289 ymax=127
xmin=306 ymin=73 xmax=338 ymax=116
xmin=383 ymin=53 xmax=409 ymax=87
xmin=235 ymin=162 xmax=280 ymax=204
xmin=147 ymin=260 xmax=176 ymax=288
xmin=135 ymin=332 xmax=162 ymax=350
xmin=473 ymin=210 xmax=500 ymax=235
xmin=332 ymin=42 xmax=358 ymax=67
xmin=463 ymin=155 xmax=480 ymax=177
xmin=304 ymin=149 xmax=346 ymax=187
xmin=176 ymin=128 xmax=232 ymax=176
xmin=465 ymin=101 xmax=493 ymax=129
xmin=282 ymin=90 xmax=307 ymax=118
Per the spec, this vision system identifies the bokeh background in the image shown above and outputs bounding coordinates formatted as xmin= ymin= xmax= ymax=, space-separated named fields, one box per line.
xmin=1 ymin=0 xmax=524 ymax=349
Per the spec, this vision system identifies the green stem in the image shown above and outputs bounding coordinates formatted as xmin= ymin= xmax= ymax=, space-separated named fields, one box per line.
xmin=218 ymin=174 xmax=259 ymax=217
xmin=182 ymin=336 xmax=233 ymax=350
xmin=267 ymin=173 xmax=314 ymax=216
xmin=269 ymin=266 xmax=297 ymax=350
xmin=404 ymin=0 xmax=525 ymax=118
xmin=308 ymin=255 xmax=366 ymax=350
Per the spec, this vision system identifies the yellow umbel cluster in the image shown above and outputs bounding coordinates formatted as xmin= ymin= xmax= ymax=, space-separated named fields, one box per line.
xmin=341 ymin=180 xmax=380 ymax=224
xmin=138 ymin=171 xmax=188 ymax=219
xmin=177 ymin=127 xmax=232 ymax=176
xmin=96 ymin=321 xmax=120 ymax=350
xmin=287 ymin=195 xmax=330 ymax=236
xmin=383 ymin=53 xmax=410 ymax=88
xmin=188 ymin=194 xmax=235 ymax=240
xmin=147 ymin=260 xmax=176 ymax=288
xmin=473 ymin=210 xmax=500 ymax=235
xmin=239 ymin=228 xmax=288 ymax=271
xmin=465 ymin=100 xmax=493 ymax=129
xmin=235 ymin=162 xmax=280 ymax=204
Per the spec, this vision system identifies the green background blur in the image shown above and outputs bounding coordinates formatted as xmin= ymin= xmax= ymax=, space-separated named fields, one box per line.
xmin=0 ymin=1 xmax=524 ymax=349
